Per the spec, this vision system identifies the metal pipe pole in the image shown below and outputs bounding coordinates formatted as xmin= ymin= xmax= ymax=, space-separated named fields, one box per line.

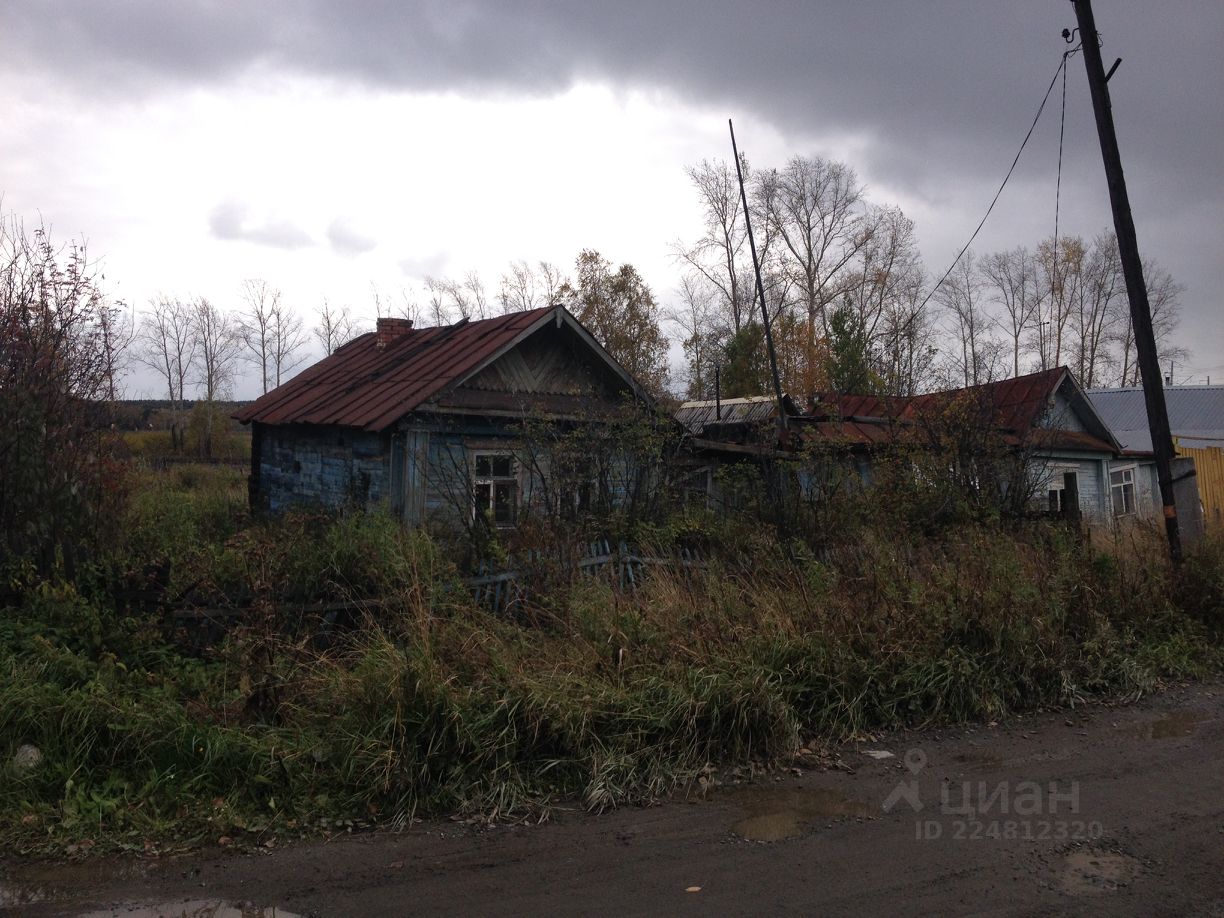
xmin=1070 ymin=0 xmax=1182 ymax=563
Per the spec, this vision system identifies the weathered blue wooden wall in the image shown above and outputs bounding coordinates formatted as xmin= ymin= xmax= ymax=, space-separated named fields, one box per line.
xmin=255 ymin=424 xmax=389 ymax=512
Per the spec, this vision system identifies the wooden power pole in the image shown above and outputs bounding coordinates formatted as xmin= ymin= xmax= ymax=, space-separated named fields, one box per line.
xmin=1070 ymin=0 xmax=1182 ymax=563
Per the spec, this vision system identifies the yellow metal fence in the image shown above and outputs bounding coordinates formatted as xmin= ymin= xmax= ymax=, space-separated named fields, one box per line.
xmin=1179 ymin=443 xmax=1224 ymax=530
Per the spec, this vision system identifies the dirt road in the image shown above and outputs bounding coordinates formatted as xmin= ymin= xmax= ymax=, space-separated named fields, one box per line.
xmin=4 ymin=681 xmax=1223 ymax=917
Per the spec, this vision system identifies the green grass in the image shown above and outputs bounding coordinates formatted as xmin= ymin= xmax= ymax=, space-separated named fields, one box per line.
xmin=1 ymin=464 xmax=1222 ymax=854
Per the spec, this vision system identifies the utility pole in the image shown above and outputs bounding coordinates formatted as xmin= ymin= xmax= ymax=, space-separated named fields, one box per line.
xmin=1070 ymin=0 xmax=1182 ymax=563
xmin=729 ymin=119 xmax=787 ymax=435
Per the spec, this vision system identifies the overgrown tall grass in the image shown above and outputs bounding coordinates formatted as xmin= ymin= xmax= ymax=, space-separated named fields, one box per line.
xmin=1 ymin=465 xmax=1222 ymax=853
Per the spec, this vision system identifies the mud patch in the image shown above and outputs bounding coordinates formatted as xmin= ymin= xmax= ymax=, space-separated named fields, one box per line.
xmin=729 ymin=785 xmax=871 ymax=842
xmin=1060 ymin=849 xmax=1141 ymax=895
xmin=0 ymin=859 xmax=156 ymax=910
xmin=949 ymin=750 xmax=1003 ymax=771
xmin=0 ymin=879 xmax=52 ymax=909
xmin=79 ymin=900 xmax=304 ymax=917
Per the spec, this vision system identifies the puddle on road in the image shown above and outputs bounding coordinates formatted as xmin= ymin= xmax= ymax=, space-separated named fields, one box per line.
xmin=729 ymin=786 xmax=871 ymax=842
xmin=1135 ymin=711 xmax=1206 ymax=740
xmin=1060 ymin=850 xmax=1140 ymax=895
xmin=79 ymin=901 xmax=304 ymax=918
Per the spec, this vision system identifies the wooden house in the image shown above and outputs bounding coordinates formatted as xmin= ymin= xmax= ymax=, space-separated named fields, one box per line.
xmin=233 ymin=306 xmax=653 ymax=527
xmin=679 ymin=367 xmax=1163 ymax=522
xmin=1089 ymin=383 xmax=1224 ymax=532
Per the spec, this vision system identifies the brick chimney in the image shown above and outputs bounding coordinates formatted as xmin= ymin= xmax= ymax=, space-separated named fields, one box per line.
xmin=376 ymin=317 xmax=413 ymax=348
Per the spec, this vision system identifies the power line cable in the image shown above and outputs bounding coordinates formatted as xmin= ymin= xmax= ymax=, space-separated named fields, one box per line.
xmin=1046 ymin=51 xmax=1071 ymax=368
xmin=916 ymin=51 xmax=1075 ymax=319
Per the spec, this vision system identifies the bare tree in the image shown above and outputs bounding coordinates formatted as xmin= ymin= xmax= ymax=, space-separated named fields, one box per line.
xmin=371 ymin=283 xmax=423 ymax=327
xmin=237 ymin=278 xmax=280 ymax=395
xmin=425 ymin=271 xmax=490 ymax=323
xmin=1113 ymin=257 xmax=1187 ymax=386
xmin=137 ymin=296 xmax=196 ymax=450
xmin=938 ymin=252 xmax=996 ymax=387
xmin=760 ymin=155 xmax=873 ymax=344
xmin=673 ymin=157 xmax=752 ymax=335
xmin=97 ymin=298 xmax=135 ymax=401
xmin=498 ymin=260 xmax=539 ymax=314
xmin=315 ymin=299 xmax=358 ymax=355
xmin=497 ymin=260 xmax=568 ymax=314
xmin=841 ymin=205 xmax=923 ymax=343
xmin=667 ymin=274 xmax=722 ymax=399
xmin=191 ymin=297 xmax=241 ymax=457
xmin=874 ymin=267 xmax=937 ymax=397
xmin=981 ymin=246 xmax=1042 ymax=378
xmin=268 ymin=299 xmax=308 ymax=387
xmin=1034 ymin=235 xmax=1085 ymax=371
xmin=1067 ymin=231 xmax=1124 ymax=387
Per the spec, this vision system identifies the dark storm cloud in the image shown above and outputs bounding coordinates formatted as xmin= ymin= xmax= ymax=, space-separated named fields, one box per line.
xmin=5 ymin=2 xmax=1218 ymax=191
xmin=5 ymin=1 xmax=1221 ymax=360
xmin=209 ymin=201 xmax=313 ymax=249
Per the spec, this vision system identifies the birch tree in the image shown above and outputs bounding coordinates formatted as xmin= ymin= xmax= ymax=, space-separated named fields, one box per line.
xmin=759 ymin=155 xmax=876 ymax=392
xmin=981 ymin=246 xmax=1042 ymax=378
xmin=137 ymin=296 xmax=196 ymax=451
xmin=315 ymin=300 xmax=358 ymax=355
xmin=191 ymin=297 xmax=241 ymax=457
xmin=238 ymin=278 xmax=280 ymax=395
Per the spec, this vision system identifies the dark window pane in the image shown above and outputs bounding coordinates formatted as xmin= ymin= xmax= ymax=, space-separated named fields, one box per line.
xmin=476 ymin=456 xmax=491 ymax=477
xmin=492 ymin=456 xmax=512 ymax=477
xmin=494 ymin=482 xmax=515 ymax=523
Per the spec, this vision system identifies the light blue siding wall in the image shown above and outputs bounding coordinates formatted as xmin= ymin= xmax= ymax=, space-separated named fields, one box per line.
xmin=1031 ymin=455 xmax=1107 ymax=519
xmin=258 ymin=425 xmax=389 ymax=512
xmin=1046 ymin=393 xmax=1088 ymax=432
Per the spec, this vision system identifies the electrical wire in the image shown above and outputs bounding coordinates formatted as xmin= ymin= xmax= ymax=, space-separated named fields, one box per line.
xmin=915 ymin=52 xmax=1074 ymax=318
xmin=1050 ymin=50 xmax=1070 ymax=324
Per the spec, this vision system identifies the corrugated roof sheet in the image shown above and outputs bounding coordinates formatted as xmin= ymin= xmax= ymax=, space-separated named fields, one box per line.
xmin=675 ymin=396 xmax=782 ymax=433
xmin=1087 ymin=385 xmax=1224 ymax=452
xmin=234 ymin=307 xmax=555 ymax=431
xmin=810 ymin=368 xmax=1068 ymax=431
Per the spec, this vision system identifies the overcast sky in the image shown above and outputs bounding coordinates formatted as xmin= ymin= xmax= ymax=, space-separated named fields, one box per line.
xmin=2 ymin=1 xmax=1221 ymax=398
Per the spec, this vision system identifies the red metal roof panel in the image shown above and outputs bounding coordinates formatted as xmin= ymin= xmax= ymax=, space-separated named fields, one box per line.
xmin=234 ymin=307 xmax=553 ymax=431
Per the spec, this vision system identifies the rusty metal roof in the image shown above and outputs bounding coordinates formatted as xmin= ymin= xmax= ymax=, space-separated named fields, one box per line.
xmin=800 ymin=368 xmax=1120 ymax=454
xmin=234 ymin=306 xmax=635 ymax=432
xmin=810 ymin=368 xmax=1070 ymax=431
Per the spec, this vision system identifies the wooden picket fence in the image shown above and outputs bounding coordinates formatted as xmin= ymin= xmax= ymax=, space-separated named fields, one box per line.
xmin=465 ymin=539 xmax=706 ymax=616
xmin=136 ymin=541 xmax=704 ymax=647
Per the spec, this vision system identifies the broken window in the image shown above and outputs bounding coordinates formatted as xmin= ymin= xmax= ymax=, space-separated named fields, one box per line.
xmin=1047 ymin=470 xmax=1077 ymax=514
xmin=473 ymin=452 xmax=518 ymax=526
xmin=1110 ymin=466 xmax=1137 ymax=516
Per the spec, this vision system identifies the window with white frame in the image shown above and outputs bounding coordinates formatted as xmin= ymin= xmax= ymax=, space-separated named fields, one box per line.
xmin=1110 ymin=465 xmax=1137 ymax=516
xmin=1047 ymin=469 xmax=1078 ymax=514
xmin=472 ymin=453 xmax=518 ymax=526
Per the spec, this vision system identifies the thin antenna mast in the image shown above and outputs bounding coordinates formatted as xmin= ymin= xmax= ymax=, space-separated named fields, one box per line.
xmin=729 ymin=119 xmax=787 ymax=434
